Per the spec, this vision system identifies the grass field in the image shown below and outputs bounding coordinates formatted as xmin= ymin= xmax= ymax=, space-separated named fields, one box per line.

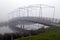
xmin=16 ymin=26 xmax=60 ymax=40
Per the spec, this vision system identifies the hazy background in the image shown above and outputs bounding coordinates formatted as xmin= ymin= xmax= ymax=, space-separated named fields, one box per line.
xmin=0 ymin=0 xmax=60 ymax=34
xmin=0 ymin=0 xmax=60 ymax=22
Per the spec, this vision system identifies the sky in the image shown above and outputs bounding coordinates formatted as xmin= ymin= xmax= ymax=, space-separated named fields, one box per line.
xmin=0 ymin=0 xmax=60 ymax=22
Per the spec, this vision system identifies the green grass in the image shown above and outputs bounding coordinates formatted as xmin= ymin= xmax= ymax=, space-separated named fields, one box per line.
xmin=16 ymin=26 xmax=60 ymax=40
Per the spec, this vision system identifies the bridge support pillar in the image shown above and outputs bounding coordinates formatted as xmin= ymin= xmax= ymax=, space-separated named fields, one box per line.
xmin=21 ymin=24 xmax=25 ymax=37
xmin=21 ymin=24 xmax=24 ymax=29
xmin=21 ymin=24 xmax=25 ymax=32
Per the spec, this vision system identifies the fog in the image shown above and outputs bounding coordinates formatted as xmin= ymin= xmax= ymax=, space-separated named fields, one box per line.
xmin=0 ymin=24 xmax=48 ymax=34
xmin=0 ymin=0 xmax=60 ymax=34
xmin=0 ymin=0 xmax=60 ymax=22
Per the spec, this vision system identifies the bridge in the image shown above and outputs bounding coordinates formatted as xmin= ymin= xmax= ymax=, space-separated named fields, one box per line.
xmin=0 ymin=4 xmax=60 ymax=32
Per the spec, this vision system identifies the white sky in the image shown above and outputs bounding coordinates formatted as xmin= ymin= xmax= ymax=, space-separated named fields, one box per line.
xmin=0 ymin=0 xmax=60 ymax=22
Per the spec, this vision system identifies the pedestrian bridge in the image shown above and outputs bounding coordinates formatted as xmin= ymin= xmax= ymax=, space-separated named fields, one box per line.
xmin=9 ymin=17 xmax=60 ymax=26
xmin=8 ymin=4 xmax=57 ymax=26
xmin=0 ymin=4 xmax=59 ymax=32
xmin=7 ymin=17 xmax=60 ymax=32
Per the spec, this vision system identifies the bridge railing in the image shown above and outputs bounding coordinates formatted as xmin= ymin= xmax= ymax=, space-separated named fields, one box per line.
xmin=8 ymin=4 xmax=54 ymax=18
xmin=8 ymin=4 xmax=55 ymax=24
